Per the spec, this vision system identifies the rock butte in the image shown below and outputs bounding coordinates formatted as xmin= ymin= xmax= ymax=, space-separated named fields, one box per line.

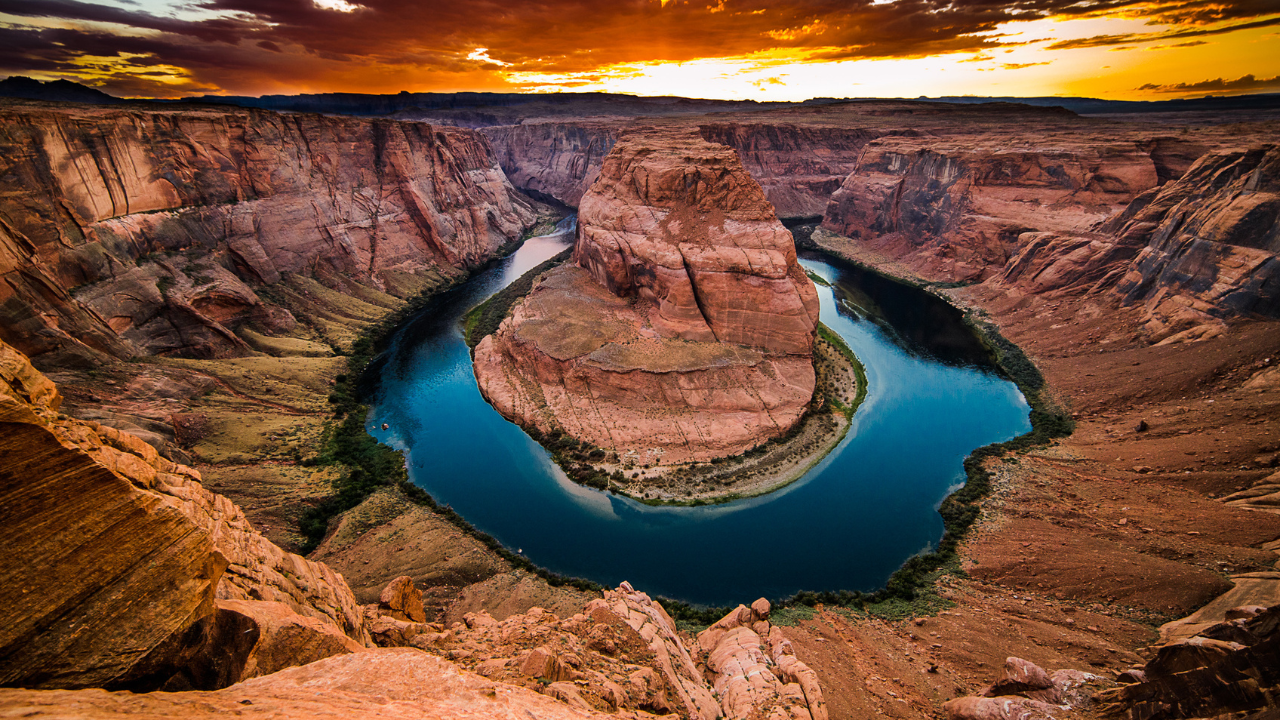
xmin=474 ymin=127 xmax=820 ymax=464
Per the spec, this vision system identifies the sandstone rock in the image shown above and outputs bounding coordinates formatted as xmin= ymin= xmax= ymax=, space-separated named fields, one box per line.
xmin=0 ymin=339 xmax=369 ymax=689
xmin=574 ymin=127 xmax=819 ymax=354
xmin=1110 ymin=145 xmax=1280 ymax=339
xmin=752 ymin=597 xmax=772 ymax=620
xmin=213 ymin=600 xmax=364 ymax=681
xmin=483 ymin=122 xmax=618 ymax=206
xmin=822 ymin=139 xmax=1161 ymax=282
xmin=698 ymin=123 xmax=877 ymax=219
xmin=1226 ymin=605 xmax=1268 ymax=621
xmin=379 ymin=575 xmax=427 ymax=623
xmin=943 ymin=696 xmax=1060 ymax=720
xmin=694 ymin=604 xmax=826 ymax=720
xmin=1145 ymin=636 xmax=1246 ymax=677
xmin=1116 ymin=667 xmax=1147 ymax=684
xmin=0 ymin=648 xmax=612 ymax=719
xmin=362 ymin=604 xmax=437 ymax=647
xmin=475 ymin=127 xmax=818 ymax=464
xmin=1098 ymin=632 xmax=1280 ymax=719
xmin=544 ymin=681 xmax=594 ymax=712
xmin=520 ymin=647 xmax=579 ymax=682
xmin=0 ymin=102 xmax=537 ymax=364
xmin=983 ymin=656 xmax=1056 ymax=701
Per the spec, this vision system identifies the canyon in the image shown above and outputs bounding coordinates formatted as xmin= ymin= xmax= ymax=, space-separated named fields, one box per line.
xmin=0 ymin=90 xmax=1279 ymax=720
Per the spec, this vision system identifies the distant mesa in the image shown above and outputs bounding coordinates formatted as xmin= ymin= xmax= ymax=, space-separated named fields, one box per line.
xmin=473 ymin=126 xmax=821 ymax=468
xmin=0 ymin=76 xmax=123 ymax=105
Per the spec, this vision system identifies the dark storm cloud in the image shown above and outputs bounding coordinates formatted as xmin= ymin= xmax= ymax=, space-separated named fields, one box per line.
xmin=1 ymin=0 xmax=1277 ymax=96
xmin=1138 ymin=73 xmax=1280 ymax=93
xmin=1047 ymin=15 xmax=1280 ymax=49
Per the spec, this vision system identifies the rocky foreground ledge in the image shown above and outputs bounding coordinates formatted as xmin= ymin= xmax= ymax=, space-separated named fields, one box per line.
xmin=474 ymin=127 xmax=821 ymax=474
xmin=0 ymin=335 xmax=828 ymax=719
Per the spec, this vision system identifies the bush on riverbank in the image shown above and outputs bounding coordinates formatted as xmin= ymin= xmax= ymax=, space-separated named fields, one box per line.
xmin=464 ymin=249 xmax=572 ymax=349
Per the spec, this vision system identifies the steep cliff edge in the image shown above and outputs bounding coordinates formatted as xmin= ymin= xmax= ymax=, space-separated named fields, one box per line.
xmin=0 ymin=101 xmax=538 ymax=366
xmin=474 ymin=127 xmax=819 ymax=469
xmin=482 ymin=120 xmax=880 ymax=219
xmin=820 ymin=137 xmax=1166 ymax=281
xmin=986 ymin=144 xmax=1280 ymax=341
xmin=0 ymin=338 xmax=370 ymax=689
xmin=1110 ymin=144 xmax=1280 ymax=338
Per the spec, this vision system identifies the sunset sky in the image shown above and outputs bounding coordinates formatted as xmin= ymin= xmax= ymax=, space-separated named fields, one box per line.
xmin=1 ymin=0 xmax=1277 ymax=101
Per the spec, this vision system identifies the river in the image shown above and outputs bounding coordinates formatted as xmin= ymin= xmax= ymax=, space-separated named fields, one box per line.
xmin=366 ymin=220 xmax=1030 ymax=605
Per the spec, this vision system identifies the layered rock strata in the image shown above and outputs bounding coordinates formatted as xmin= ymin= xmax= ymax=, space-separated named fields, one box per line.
xmin=475 ymin=127 xmax=819 ymax=465
xmin=0 ymin=101 xmax=537 ymax=365
xmin=990 ymin=144 xmax=1280 ymax=341
xmin=0 ymin=338 xmax=370 ymax=689
xmin=820 ymin=138 xmax=1166 ymax=281
xmin=1098 ymin=603 xmax=1280 ymax=719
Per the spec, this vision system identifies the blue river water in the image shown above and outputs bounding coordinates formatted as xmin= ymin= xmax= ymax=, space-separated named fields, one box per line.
xmin=366 ymin=221 xmax=1030 ymax=605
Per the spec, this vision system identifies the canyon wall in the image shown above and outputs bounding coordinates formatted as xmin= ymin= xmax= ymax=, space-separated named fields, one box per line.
xmin=697 ymin=122 xmax=884 ymax=219
xmin=483 ymin=120 xmax=880 ymax=219
xmin=0 ymin=101 xmax=538 ymax=366
xmin=475 ymin=127 xmax=819 ymax=464
xmin=482 ymin=122 xmax=617 ymax=207
xmin=990 ymin=144 xmax=1280 ymax=340
xmin=0 ymin=338 xmax=369 ymax=690
xmin=819 ymin=137 xmax=1169 ymax=281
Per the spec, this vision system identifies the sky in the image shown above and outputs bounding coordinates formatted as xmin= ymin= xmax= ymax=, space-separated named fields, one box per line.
xmin=1 ymin=0 xmax=1278 ymax=101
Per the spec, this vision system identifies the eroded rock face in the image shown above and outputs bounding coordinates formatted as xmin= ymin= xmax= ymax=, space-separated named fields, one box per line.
xmin=0 ymin=339 xmax=370 ymax=689
xmin=1097 ymin=602 xmax=1280 ymax=719
xmin=1110 ymin=145 xmax=1280 ymax=339
xmin=483 ymin=122 xmax=618 ymax=207
xmin=475 ymin=127 xmax=818 ymax=464
xmin=698 ymin=122 xmax=882 ymax=219
xmin=0 ymin=101 xmax=537 ymax=365
xmin=574 ymin=127 xmax=820 ymax=354
xmin=696 ymin=601 xmax=828 ymax=720
xmin=427 ymin=583 xmax=827 ymax=720
xmin=821 ymin=138 xmax=1163 ymax=281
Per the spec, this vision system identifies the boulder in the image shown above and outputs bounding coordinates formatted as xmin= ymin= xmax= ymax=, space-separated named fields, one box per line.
xmin=943 ymin=696 xmax=1060 ymax=720
xmin=379 ymin=576 xmax=427 ymax=623
xmin=1145 ymin=636 xmax=1246 ymax=677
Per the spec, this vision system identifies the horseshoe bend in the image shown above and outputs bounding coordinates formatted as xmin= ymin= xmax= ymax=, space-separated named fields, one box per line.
xmin=0 ymin=79 xmax=1279 ymax=720
xmin=473 ymin=127 xmax=845 ymax=499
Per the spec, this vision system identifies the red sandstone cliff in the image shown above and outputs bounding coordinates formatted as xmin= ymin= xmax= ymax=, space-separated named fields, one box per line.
xmin=819 ymin=137 xmax=1168 ymax=281
xmin=988 ymin=144 xmax=1280 ymax=341
xmin=474 ymin=127 xmax=819 ymax=464
xmin=0 ymin=101 xmax=538 ymax=365
xmin=0 ymin=338 xmax=369 ymax=690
